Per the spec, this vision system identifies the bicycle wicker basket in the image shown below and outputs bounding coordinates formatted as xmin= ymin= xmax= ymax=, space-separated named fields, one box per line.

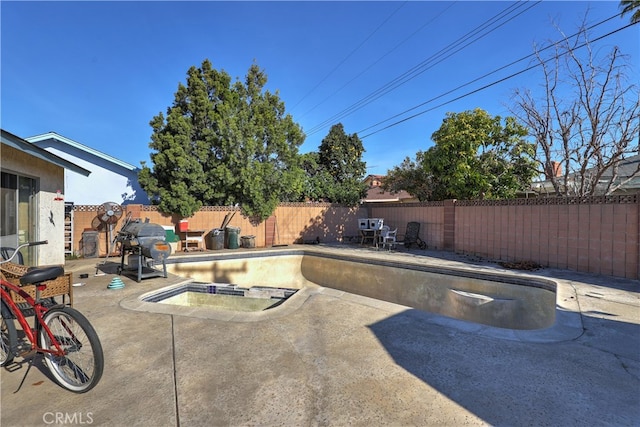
xmin=0 ymin=262 xmax=73 ymax=306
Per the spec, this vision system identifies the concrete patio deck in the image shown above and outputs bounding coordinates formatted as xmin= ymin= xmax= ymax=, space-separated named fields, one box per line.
xmin=1 ymin=245 xmax=638 ymax=426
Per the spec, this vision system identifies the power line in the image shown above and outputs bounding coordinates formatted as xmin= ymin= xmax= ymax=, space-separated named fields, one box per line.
xmin=305 ymin=0 xmax=541 ymax=137
xmin=297 ymin=1 xmax=458 ymax=121
xmin=358 ymin=20 xmax=638 ymax=139
xmin=289 ymin=1 xmax=408 ymax=113
xmin=356 ymin=13 xmax=621 ymax=135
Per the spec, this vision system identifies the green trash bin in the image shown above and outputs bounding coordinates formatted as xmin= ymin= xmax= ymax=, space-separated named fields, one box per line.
xmin=164 ymin=229 xmax=180 ymax=243
xmin=164 ymin=227 xmax=181 ymax=254
xmin=225 ymin=226 xmax=240 ymax=249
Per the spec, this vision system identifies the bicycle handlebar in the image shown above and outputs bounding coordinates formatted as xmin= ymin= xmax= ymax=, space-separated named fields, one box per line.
xmin=0 ymin=240 xmax=48 ymax=264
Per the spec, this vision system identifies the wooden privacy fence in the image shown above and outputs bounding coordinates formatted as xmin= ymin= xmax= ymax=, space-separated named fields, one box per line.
xmin=70 ymin=194 xmax=639 ymax=280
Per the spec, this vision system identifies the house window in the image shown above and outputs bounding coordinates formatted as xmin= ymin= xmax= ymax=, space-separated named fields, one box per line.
xmin=1 ymin=172 xmax=38 ymax=263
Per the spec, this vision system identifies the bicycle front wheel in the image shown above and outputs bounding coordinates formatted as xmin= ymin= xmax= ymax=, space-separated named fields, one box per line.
xmin=0 ymin=304 xmax=16 ymax=366
xmin=39 ymin=307 xmax=104 ymax=393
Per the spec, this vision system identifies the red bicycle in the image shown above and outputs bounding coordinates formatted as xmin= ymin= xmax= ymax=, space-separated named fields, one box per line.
xmin=0 ymin=241 xmax=103 ymax=393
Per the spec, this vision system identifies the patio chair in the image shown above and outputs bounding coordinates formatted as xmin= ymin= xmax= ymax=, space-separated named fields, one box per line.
xmin=379 ymin=227 xmax=398 ymax=251
xmin=403 ymin=221 xmax=427 ymax=249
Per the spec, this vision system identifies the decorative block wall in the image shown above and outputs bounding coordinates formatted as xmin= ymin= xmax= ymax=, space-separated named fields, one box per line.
xmin=70 ymin=194 xmax=639 ymax=280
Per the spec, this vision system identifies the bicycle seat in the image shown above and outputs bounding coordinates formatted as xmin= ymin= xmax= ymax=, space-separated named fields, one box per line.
xmin=19 ymin=266 xmax=64 ymax=286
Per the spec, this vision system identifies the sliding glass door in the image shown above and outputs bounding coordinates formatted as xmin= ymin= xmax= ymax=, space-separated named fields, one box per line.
xmin=1 ymin=172 xmax=37 ymax=264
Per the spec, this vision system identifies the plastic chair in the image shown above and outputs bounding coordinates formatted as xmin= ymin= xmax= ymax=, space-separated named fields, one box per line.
xmin=379 ymin=227 xmax=398 ymax=251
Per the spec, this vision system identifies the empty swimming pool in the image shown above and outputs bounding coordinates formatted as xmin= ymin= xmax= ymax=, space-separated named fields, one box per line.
xmin=148 ymin=248 xmax=558 ymax=330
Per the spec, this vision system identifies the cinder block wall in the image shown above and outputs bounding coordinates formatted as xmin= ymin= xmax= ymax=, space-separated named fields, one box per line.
xmin=453 ymin=196 xmax=639 ymax=279
xmin=364 ymin=195 xmax=638 ymax=279
xmin=70 ymin=194 xmax=639 ymax=280
xmin=70 ymin=203 xmax=368 ymax=258
xmin=367 ymin=202 xmax=446 ymax=250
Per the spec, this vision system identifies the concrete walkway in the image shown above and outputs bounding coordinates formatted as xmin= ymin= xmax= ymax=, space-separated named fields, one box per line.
xmin=1 ymin=245 xmax=638 ymax=426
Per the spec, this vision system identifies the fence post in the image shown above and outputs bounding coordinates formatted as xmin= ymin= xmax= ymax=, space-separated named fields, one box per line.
xmin=443 ymin=199 xmax=456 ymax=251
xmin=124 ymin=204 xmax=142 ymax=220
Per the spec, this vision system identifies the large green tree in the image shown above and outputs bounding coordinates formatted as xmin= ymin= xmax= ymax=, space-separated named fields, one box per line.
xmin=384 ymin=109 xmax=536 ymax=201
xmin=299 ymin=152 xmax=333 ymax=202
xmin=381 ymin=153 xmax=434 ymax=201
xmin=312 ymin=123 xmax=368 ymax=205
xmin=138 ymin=59 xmax=305 ymax=220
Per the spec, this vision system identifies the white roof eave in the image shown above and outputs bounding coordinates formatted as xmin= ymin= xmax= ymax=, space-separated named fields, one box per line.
xmin=26 ymin=132 xmax=137 ymax=171
xmin=1 ymin=129 xmax=91 ymax=177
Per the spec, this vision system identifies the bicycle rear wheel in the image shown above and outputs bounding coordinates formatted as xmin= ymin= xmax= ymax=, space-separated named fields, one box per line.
xmin=1 ymin=300 xmax=17 ymax=366
xmin=39 ymin=307 xmax=104 ymax=393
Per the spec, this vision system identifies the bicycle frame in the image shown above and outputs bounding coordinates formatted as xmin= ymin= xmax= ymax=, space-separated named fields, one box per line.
xmin=0 ymin=279 xmax=67 ymax=357
xmin=1 ymin=240 xmax=103 ymax=393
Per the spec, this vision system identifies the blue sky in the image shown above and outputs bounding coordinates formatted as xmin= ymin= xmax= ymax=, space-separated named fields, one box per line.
xmin=2 ymin=1 xmax=638 ymax=176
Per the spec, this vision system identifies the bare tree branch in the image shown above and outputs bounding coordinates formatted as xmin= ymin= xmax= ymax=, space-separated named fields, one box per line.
xmin=511 ymin=16 xmax=640 ymax=196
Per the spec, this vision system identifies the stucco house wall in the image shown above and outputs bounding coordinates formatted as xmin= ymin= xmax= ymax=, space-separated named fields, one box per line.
xmin=1 ymin=144 xmax=65 ymax=264
xmin=1 ymin=130 xmax=90 ymax=265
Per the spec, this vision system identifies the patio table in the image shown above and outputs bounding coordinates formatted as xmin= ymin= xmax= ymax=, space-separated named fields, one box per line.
xmin=360 ymin=228 xmax=381 ymax=248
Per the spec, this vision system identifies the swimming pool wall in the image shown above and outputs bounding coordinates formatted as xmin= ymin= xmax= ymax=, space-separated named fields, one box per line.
xmin=166 ymin=249 xmax=556 ymax=330
xmin=300 ymin=255 xmax=555 ymax=330
xmin=166 ymin=253 xmax=312 ymax=289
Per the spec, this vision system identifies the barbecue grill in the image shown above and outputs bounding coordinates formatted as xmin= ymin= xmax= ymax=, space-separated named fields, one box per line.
xmin=116 ymin=219 xmax=172 ymax=282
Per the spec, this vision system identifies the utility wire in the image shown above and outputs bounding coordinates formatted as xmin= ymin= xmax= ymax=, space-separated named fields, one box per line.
xmin=297 ymin=1 xmax=458 ymax=120
xmin=356 ymin=13 xmax=621 ymax=135
xmin=305 ymin=0 xmax=540 ymax=136
xmin=358 ymin=21 xmax=638 ymax=139
xmin=289 ymin=1 xmax=408 ymax=113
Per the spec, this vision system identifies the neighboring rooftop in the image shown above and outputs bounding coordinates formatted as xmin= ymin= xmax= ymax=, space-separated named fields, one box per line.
xmin=363 ymin=174 xmax=417 ymax=203
xmin=533 ymin=154 xmax=640 ymax=196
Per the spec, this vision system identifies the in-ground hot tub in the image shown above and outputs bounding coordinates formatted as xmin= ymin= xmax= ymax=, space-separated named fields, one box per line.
xmin=144 ymin=282 xmax=298 ymax=312
xmin=156 ymin=249 xmax=557 ymax=330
